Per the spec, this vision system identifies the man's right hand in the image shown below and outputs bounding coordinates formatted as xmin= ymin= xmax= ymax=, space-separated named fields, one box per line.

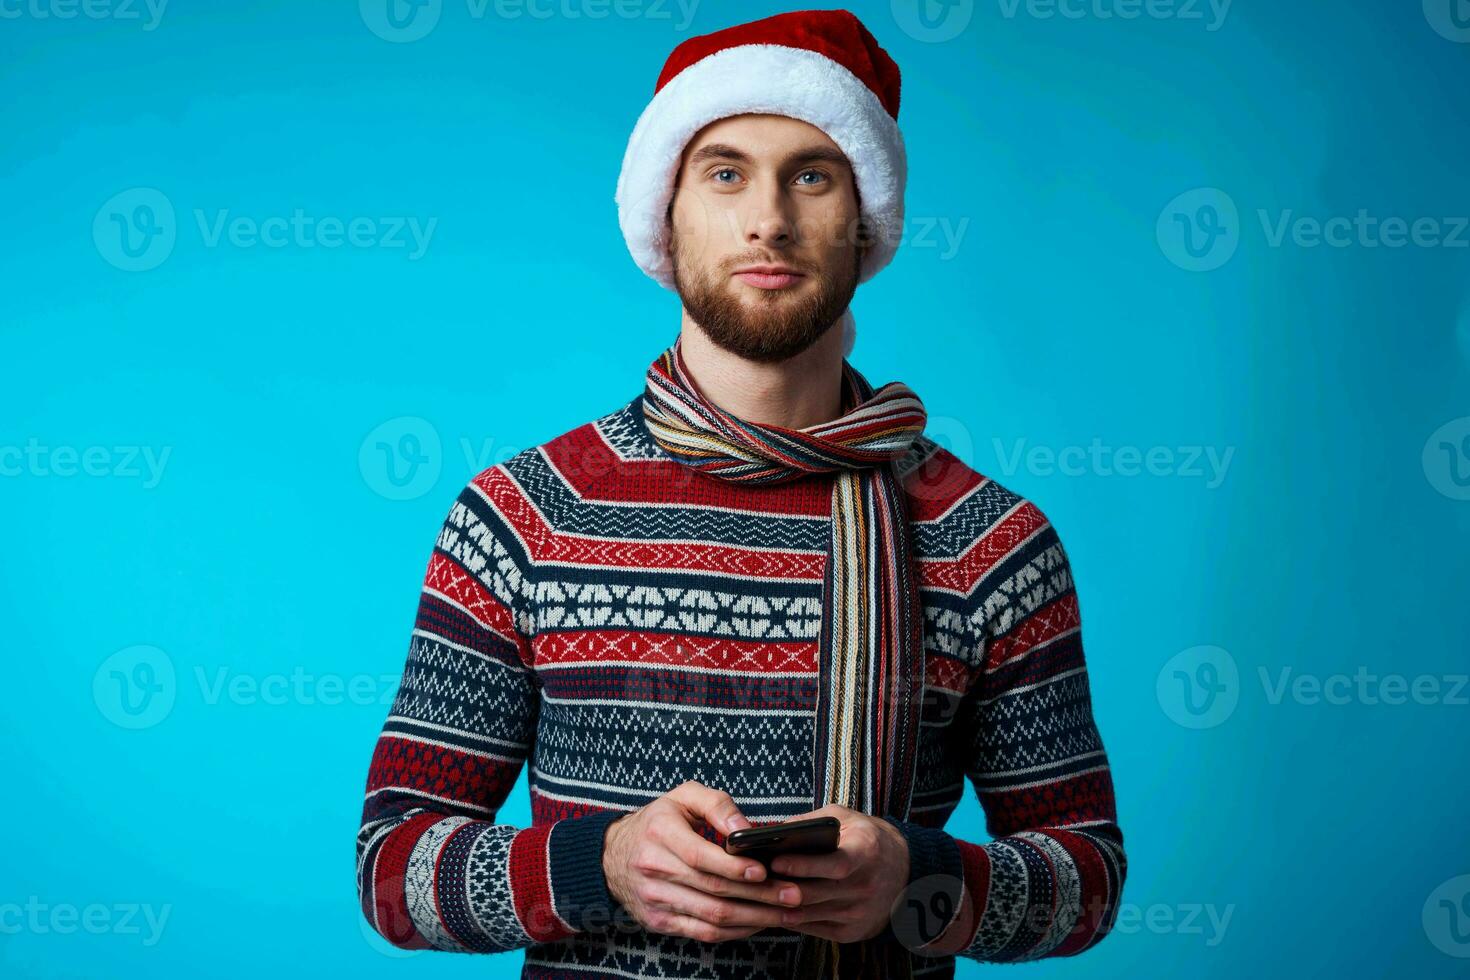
xmin=601 ymin=780 xmax=805 ymax=943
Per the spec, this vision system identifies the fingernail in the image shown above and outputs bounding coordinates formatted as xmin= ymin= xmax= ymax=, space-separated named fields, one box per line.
xmin=726 ymin=815 xmax=749 ymax=833
xmin=744 ymin=865 xmax=762 ymax=881
xmin=779 ymin=887 xmax=798 ymax=905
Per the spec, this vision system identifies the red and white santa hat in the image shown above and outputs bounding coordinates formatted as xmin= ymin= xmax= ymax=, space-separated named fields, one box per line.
xmin=614 ymin=9 xmax=907 ymax=353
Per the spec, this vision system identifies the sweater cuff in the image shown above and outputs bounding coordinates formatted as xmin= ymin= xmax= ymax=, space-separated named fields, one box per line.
xmin=880 ymin=816 xmax=966 ymax=952
xmin=547 ymin=809 xmax=627 ymax=934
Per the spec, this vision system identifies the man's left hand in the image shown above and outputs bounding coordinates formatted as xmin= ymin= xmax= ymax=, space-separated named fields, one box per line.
xmin=766 ymin=804 xmax=909 ymax=944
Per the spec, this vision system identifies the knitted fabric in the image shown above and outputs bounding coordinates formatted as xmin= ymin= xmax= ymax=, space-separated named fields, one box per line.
xmin=642 ymin=336 xmax=925 ymax=980
xmin=356 ymin=380 xmax=1129 ymax=978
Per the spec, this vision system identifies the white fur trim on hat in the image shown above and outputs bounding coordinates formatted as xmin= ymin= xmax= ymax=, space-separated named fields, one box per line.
xmin=615 ymin=43 xmax=907 ymax=292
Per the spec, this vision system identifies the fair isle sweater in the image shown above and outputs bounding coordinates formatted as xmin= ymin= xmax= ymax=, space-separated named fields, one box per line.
xmin=356 ymin=390 xmax=1127 ymax=978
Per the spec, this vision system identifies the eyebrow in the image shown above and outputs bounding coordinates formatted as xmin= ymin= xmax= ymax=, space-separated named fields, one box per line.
xmin=684 ymin=142 xmax=852 ymax=171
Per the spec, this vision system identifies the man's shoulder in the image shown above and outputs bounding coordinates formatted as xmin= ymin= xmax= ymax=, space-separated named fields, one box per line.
xmin=903 ymin=435 xmax=1052 ymax=543
xmin=458 ymin=391 xmax=651 ymax=500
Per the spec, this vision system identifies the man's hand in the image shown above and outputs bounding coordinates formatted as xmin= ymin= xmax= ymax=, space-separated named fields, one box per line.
xmin=764 ymin=804 xmax=913 ymax=945
xmin=601 ymin=780 xmax=805 ymax=943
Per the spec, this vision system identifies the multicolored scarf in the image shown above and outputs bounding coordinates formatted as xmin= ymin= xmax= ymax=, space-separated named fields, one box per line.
xmin=642 ymin=334 xmax=928 ymax=979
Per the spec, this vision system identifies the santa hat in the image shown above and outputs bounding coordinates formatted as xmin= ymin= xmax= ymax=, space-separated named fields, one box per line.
xmin=614 ymin=9 xmax=907 ymax=355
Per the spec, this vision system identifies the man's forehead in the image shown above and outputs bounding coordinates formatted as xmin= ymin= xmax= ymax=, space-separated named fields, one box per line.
xmin=680 ymin=116 xmax=850 ymax=169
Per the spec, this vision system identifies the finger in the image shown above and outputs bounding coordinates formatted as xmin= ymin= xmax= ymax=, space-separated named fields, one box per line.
xmin=668 ymin=780 xmax=752 ymax=836
xmin=643 ymin=880 xmax=790 ymax=932
xmin=770 ymin=877 xmax=843 ymax=906
xmin=768 ymin=849 xmax=852 ymax=880
xmin=641 ymin=840 xmax=803 ymax=905
xmin=780 ymin=900 xmax=856 ymax=926
xmin=660 ymin=813 xmax=770 ymax=885
xmin=645 ymin=908 xmax=764 ymax=944
xmin=673 ymin=860 xmax=806 ymax=908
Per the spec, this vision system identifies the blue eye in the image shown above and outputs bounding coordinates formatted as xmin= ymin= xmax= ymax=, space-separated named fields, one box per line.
xmin=796 ymin=170 xmax=827 ymax=186
xmin=713 ymin=169 xmax=739 ymax=183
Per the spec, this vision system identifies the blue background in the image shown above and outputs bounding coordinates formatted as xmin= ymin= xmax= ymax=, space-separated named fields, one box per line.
xmin=3 ymin=0 xmax=1469 ymax=976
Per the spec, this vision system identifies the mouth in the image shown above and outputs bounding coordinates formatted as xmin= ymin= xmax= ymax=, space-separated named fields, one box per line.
xmin=732 ymin=265 xmax=806 ymax=290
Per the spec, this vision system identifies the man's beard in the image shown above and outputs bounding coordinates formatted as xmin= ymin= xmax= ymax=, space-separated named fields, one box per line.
xmin=671 ymin=236 xmax=861 ymax=364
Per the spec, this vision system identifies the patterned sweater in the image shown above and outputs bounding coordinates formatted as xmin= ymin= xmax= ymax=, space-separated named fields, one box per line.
xmin=356 ymin=390 xmax=1127 ymax=978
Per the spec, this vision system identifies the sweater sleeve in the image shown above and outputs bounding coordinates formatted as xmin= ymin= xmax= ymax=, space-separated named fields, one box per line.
xmin=356 ymin=470 xmax=625 ymax=952
xmin=883 ymin=503 xmax=1127 ymax=962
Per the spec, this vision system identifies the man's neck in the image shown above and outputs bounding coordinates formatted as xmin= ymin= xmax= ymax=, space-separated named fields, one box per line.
xmin=676 ymin=310 xmax=846 ymax=430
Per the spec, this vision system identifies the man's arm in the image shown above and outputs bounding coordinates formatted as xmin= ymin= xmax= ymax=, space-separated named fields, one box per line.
xmin=884 ymin=500 xmax=1127 ymax=961
xmin=355 ymin=470 xmax=624 ymax=952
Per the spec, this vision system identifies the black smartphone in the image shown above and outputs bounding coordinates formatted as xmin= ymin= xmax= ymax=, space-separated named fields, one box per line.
xmin=723 ymin=816 xmax=840 ymax=866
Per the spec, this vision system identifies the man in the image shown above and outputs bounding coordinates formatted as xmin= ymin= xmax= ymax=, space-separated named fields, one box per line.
xmin=356 ymin=10 xmax=1126 ymax=979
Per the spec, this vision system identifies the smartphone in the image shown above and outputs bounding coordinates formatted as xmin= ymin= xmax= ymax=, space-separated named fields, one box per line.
xmin=723 ymin=816 xmax=840 ymax=866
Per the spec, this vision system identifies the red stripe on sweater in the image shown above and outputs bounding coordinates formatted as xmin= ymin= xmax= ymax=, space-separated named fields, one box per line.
xmin=534 ymin=630 xmax=818 ymax=672
xmin=366 ymin=735 xmax=521 ymax=808
xmin=423 ymin=551 xmax=528 ymax=663
xmin=371 ymin=811 xmax=441 ymax=949
xmin=508 ymin=825 xmax=575 ymax=943
xmin=985 ymin=593 xmax=1080 ymax=669
xmin=926 ymin=499 xmax=1048 ymax=593
xmin=955 ymin=839 xmax=993 ymax=952
xmin=1047 ymin=827 xmax=1113 ymax=956
xmin=531 ymin=629 xmax=969 ymax=694
xmin=980 ymin=769 xmax=1117 ymax=839
xmin=511 ymin=429 xmax=836 ymax=515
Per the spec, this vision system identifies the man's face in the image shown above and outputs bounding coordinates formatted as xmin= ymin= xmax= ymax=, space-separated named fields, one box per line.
xmin=668 ymin=114 xmax=867 ymax=364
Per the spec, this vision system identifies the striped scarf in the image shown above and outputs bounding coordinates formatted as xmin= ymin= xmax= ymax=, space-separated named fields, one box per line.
xmin=642 ymin=334 xmax=928 ymax=980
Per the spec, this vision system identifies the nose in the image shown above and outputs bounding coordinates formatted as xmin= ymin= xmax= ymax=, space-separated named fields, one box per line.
xmin=744 ymin=179 xmax=795 ymax=251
